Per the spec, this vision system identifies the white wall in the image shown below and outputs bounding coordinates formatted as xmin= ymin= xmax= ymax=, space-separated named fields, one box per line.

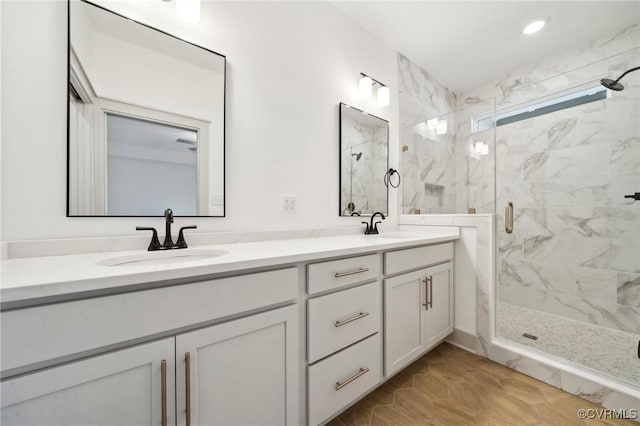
xmin=1 ymin=1 xmax=398 ymax=241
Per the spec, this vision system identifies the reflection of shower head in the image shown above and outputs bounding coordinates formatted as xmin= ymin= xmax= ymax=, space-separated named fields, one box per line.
xmin=600 ymin=66 xmax=640 ymax=91
xmin=351 ymin=152 xmax=363 ymax=161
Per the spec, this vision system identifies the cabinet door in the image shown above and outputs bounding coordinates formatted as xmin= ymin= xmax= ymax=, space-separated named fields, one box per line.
xmin=176 ymin=305 xmax=299 ymax=426
xmin=424 ymin=262 xmax=454 ymax=349
xmin=383 ymin=269 xmax=427 ymax=376
xmin=1 ymin=338 xmax=175 ymax=426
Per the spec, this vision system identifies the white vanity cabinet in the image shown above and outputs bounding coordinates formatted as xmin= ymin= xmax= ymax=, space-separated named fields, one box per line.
xmin=175 ymin=305 xmax=298 ymax=426
xmin=306 ymin=254 xmax=383 ymax=426
xmin=1 ymin=306 xmax=298 ymax=426
xmin=1 ymin=338 xmax=176 ymax=426
xmin=0 ymin=269 xmax=299 ymax=426
xmin=0 ymin=234 xmax=459 ymax=426
xmin=384 ymin=243 xmax=454 ymax=376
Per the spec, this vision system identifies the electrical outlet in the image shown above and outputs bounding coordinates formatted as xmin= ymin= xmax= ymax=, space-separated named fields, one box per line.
xmin=282 ymin=196 xmax=298 ymax=213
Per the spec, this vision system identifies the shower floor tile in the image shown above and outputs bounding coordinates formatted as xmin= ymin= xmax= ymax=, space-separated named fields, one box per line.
xmin=497 ymin=301 xmax=639 ymax=387
xmin=326 ymin=342 xmax=638 ymax=426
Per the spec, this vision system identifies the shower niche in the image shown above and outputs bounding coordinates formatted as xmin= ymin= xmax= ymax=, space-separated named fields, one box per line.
xmin=338 ymin=103 xmax=389 ymax=216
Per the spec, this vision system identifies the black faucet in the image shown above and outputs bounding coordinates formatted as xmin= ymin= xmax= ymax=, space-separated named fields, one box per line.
xmin=362 ymin=211 xmax=385 ymax=235
xmin=163 ymin=208 xmax=175 ymax=247
xmin=136 ymin=208 xmax=197 ymax=251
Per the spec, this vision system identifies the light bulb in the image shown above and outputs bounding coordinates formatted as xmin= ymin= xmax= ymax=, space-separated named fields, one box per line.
xmin=177 ymin=0 xmax=200 ymax=23
xmin=359 ymin=76 xmax=372 ymax=100
xmin=377 ymin=86 xmax=390 ymax=107
xmin=436 ymin=119 xmax=447 ymax=135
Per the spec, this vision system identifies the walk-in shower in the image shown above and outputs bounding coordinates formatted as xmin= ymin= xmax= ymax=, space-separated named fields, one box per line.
xmin=402 ymin=47 xmax=640 ymax=390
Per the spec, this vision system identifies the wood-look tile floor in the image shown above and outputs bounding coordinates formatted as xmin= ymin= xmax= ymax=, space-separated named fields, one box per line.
xmin=326 ymin=342 xmax=638 ymax=426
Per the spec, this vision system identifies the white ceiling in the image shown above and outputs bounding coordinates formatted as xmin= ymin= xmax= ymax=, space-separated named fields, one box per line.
xmin=331 ymin=1 xmax=640 ymax=94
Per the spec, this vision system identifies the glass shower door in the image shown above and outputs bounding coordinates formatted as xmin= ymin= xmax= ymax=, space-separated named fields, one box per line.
xmin=494 ymin=49 xmax=640 ymax=386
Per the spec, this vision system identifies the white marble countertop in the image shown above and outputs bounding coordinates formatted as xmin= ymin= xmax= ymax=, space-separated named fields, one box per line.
xmin=0 ymin=232 xmax=459 ymax=304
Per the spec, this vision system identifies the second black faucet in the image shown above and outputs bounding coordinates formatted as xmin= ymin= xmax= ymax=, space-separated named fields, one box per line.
xmin=362 ymin=211 xmax=385 ymax=235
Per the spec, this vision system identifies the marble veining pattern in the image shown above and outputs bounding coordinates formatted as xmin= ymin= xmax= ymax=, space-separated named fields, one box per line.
xmin=398 ymin=53 xmax=463 ymax=215
xmin=494 ymin=46 xmax=640 ymax=338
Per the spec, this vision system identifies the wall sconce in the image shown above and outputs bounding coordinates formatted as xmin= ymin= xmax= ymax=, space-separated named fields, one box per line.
xmin=359 ymin=73 xmax=390 ymax=107
xmin=162 ymin=0 xmax=201 ymax=23
xmin=474 ymin=141 xmax=489 ymax=155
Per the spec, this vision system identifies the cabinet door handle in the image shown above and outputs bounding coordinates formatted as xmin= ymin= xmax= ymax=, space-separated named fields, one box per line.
xmin=335 ymin=367 xmax=370 ymax=390
xmin=428 ymin=276 xmax=433 ymax=309
xmin=335 ymin=312 xmax=369 ymax=327
xmin=505 ymin=201 xmax=514 ymax=234
xmin=422 ymin=277 xmax=431 ymax=310
xmin=161 ymin=360 xmax=167 ymax=426
xmin=334 ymin=267 xmax=369 ymax=278
xmin=185 ymin=352 xmax=192 ymax=426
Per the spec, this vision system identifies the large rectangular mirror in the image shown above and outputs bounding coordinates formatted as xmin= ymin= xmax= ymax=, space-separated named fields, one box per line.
xmin=339 ymin=103 xmax=389 ymax=216
xmin=67 ymin=0 xmax=225 ymax=217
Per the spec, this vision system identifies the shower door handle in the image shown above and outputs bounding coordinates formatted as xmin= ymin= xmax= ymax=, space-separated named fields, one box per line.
xmin=505 ymin=202 xmax=514 ymax=234
xmin=624 ymin=192 xmax=640 ymax=201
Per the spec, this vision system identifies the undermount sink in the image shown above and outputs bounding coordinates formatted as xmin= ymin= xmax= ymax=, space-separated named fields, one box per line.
xmin=97 ymin=249 xmax=228 ymax=267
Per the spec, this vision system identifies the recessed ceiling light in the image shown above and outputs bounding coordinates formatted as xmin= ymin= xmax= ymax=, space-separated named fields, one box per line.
xmin=522 ymin=19 xmax=547 ymax=35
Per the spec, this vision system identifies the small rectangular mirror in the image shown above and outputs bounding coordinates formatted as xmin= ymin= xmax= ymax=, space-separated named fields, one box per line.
xmin=339 ymin=103 xmax=389 ymax=216
xmin=67 ymin=0 xmax=225 ymax=217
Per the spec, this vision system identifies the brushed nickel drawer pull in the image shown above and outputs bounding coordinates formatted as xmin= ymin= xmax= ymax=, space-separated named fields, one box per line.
xmin=334 ymin=267 xmax=370 ymax=278
xmin=161 ymin=360 xmax=167 ymax=426
xmin=428 ymin=276 xmax=433 ymax=309
xmin=335 ymin=312 xmax=370 ymax=327
xmin=335 ymin=367 xmax=370 ymax=390
xmin=185 ymin=352 xmax=191 ymax=426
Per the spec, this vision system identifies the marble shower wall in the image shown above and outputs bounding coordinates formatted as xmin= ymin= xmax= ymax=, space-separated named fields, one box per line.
xmin=455 ymin=100 xmax=496 ymax=214
xmin=495 ymin=49 xmax=640 ymax=335
xmin=398 ymin=53 xmax=459 ymax=214
xmin=398 ymin=53 xmax=497 ymax=215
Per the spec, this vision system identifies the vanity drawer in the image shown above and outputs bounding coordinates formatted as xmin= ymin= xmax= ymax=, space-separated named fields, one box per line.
xmin=307 ymin=254 xmax=380 ymax=295
xmin=307 ymin=281 xmax=381 ymax=363
xmin=308 ymin=333 xmax=381 ymax=426
xmin=1 ymin=268 xmax=298 ymax=375
xmin=384 ymin=242 xmax=453 ymax=275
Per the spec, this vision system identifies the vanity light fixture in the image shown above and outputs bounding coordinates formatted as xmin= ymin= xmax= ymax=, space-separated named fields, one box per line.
xmin=522 ymin=18 xmax=547 ymax=35
xmin=377 ymin=86 xmax=390 ymax=107
xmin=359 ymin=75 xmax=373 ymax=99
xmin=359 ymin=73 xmax=390 ymax=107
